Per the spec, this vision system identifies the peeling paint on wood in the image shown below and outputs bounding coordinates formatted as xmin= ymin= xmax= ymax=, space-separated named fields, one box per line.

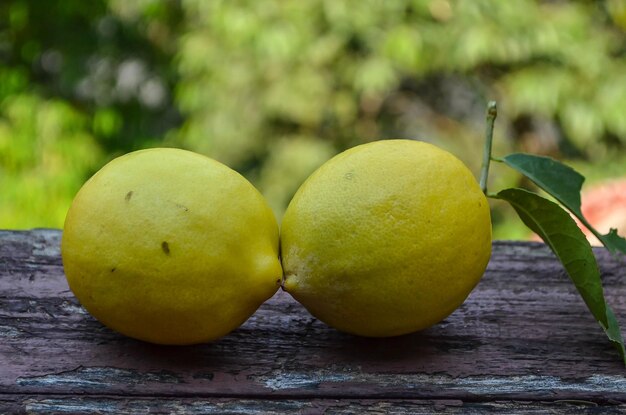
xmin=256 ymin=371 xmax=626 ymax=396
xmin=0 ymin=396 xmax=622 ymax=414
xmin=1 ymin=229 xmax=626 ymax=414
xmin=17 ymin=366 xmax=182 ymax=388
xmin=0 ymin=325 xmax=21 ymax=338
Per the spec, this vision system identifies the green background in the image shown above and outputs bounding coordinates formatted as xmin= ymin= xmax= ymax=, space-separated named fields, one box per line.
xmin=2 ymin=0 xmax=626 ymax=238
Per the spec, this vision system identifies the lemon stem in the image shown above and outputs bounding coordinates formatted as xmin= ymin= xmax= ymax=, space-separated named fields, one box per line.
xmin=480 ymin=101 xmax=498 ymax=194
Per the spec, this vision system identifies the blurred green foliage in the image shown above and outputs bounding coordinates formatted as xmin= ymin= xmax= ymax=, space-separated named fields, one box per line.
xmin=1 ymin=0 xmax=625 ymax=235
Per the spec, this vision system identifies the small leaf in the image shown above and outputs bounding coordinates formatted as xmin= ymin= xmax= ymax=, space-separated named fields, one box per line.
xmin=493 ymin=188 xmax=626 ymax=364
xmin=599 ymin=229 xmax=626 ymax=256
xmin=502 ymin=153 xmax=626 ymax=256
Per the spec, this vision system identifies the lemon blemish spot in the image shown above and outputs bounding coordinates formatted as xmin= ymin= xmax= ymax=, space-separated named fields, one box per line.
xmin=175 ymin=203 xmax=189 ymax=212
xmin=161 ymin=241 xmax=170 ymax=255
xmin=125 ymin=191 xmax=133 ymax=202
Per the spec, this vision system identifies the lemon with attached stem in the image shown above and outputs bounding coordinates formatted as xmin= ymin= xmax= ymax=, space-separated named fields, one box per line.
xmin=280 ymin=139 xmax=491 ymax=337
xmin=62 ymin=148 xmax=282 ymax=345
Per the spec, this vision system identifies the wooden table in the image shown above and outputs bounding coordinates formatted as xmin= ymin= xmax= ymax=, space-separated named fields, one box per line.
xmin=1 ymin=229 xmax=625 ymax=414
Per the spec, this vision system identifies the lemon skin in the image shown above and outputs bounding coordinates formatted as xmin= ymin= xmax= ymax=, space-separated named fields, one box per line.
xmin=281 ymin=139 xmax=491 ymax=337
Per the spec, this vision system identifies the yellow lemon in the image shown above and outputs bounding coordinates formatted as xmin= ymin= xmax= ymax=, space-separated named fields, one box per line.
xmin=281 ymin=139 xmax=491 ymax=337
xmin=61 ymin=148 xmax=281 ymax=345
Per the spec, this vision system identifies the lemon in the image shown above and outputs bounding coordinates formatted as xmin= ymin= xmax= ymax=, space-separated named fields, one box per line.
xmin=61 ymin=148 xmax=282 ymax=345
xmin=281 ymin=139 xmax=491 ymax=337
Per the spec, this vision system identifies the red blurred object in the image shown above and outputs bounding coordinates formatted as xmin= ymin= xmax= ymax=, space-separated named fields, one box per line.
xmin=578 ymin=179 xmax=626 ymax=246
xmin=528 ymin=179 xmax=626 ymax=246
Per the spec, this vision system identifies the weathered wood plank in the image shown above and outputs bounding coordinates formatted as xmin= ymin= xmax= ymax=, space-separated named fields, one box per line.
xmin=1 ymin=229 xmax=625 ymax=405
xmin=1 ymin=395 xmax=625 ymax=414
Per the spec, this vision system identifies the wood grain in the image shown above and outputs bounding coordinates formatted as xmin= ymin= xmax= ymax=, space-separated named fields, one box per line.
xmin=1 ymin=229 xmax=625 ymax=413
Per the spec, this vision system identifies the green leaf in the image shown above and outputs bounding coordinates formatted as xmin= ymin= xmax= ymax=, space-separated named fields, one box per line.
xmin=502 ymin=153 xmax=626 ymax=256
xmin=493 ymin=188 xmax=626 ymax=364
xmin=502 ymin=153 xmax=585 ymax=214
xmin=599 ymin=229 xmax=626 ymax=256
